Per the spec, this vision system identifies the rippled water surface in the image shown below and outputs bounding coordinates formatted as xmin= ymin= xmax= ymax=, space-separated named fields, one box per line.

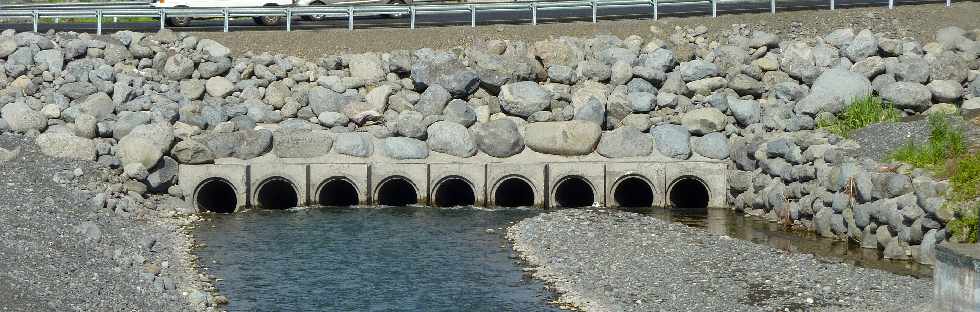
xmin=194 ymin=206 xmax=562 ymax=312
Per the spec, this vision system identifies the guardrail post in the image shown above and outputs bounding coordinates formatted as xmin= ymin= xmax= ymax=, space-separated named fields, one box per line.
xmin=55 ymin=17 xmax=60 ymax=24
xmin=711 ymin=0 xmax=716 ymax=17
xmin=223 ymin=9 xmax=229 ymax=32
xmin=285 ymin=8 xmax=292 ymax=31
xmin=531 ymin=3 xmax=537 ymax=25
xmin=946 ymin=0 xmax=951 ymax=6
xmin=96 ymin=9 xmax=103 ymax=35
xmin=347 ymin=7 xmax=353 ymax=31
xmin=770 ymin=0 xmax=775 ymax=14
xmin=410 ymin=6 xmax=416 ymax=29
xmin=888 ymin=0 xmax=893 ymax=9
xmin=652 ymin=0 xmax=658 ymax=20
xmin=469 ymin=5 xmax=475 ymax=27
xmin=591 ymin=0 xmax=597 ymax=23
xmin=830 ymin=0 xmax=834 ymax=10
xmin=113 ymin=17 xmax=118 ymax=23
xmin=32 ymin=11 xmax=38 ymax=32
xmin=159 ymin=9 xmax=165 ymax=30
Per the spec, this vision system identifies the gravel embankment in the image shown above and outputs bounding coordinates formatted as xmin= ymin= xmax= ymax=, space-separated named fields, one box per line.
xmin=848 ymin=119 xmax=930 ymax=161
xmin=196 ymin=2 xmax=980 ymax=58
xmin=508 ymin=209 xmax=933 ymax=312
xmin=0 ymin=133 xmax=199 ymax=311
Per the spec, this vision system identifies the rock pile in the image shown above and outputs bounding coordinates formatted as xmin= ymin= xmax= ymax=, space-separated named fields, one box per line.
xmin=1 ymin=24 xmax=978 ymax=264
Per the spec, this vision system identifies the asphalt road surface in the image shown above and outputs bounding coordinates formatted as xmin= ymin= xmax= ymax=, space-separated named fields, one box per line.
xmin=1 ymin=0 xmax=948 ymax=33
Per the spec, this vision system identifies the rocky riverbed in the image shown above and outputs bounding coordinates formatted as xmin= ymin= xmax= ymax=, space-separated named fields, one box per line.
xmin=508 ymin=209 xmax=934 ymax=312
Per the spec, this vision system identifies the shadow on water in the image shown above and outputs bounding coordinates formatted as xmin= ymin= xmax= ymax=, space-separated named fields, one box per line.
xmin=625 ymin=207 xmax=933 ymax=278
xmin=193 ymin=206 xmax=563 ymax=312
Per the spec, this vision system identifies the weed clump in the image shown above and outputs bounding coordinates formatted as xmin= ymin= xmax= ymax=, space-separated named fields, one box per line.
xmin=818 ymin=96 xmax=901 ymax=137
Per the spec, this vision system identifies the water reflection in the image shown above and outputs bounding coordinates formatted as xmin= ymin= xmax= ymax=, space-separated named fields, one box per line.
xmin=627 ymin=207 xmax=933 ymax=278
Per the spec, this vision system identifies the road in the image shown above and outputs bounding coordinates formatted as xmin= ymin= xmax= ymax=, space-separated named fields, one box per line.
xmin=1 ymin=0 xmax=949 ymax=33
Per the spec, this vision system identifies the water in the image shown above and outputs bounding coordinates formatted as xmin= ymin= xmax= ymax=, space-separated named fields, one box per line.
xmin=193 ymin=206 xmax=562 ymax=312
xmin=633 ymin=207 xmax=933 ymax=278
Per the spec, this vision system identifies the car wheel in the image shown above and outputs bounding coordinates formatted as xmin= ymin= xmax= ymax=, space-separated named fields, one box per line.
xmin=253 ymin=15 xmax=283 ymax=26
xmin=165 ymin=16 xmax=192 ymax=27
xmin=385 ymin=0 xmax=407 ymax=18
xmin=301 ymin=1 xmax=327 ymax=21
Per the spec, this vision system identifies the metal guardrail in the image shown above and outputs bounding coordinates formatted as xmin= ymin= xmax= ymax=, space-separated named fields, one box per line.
xmin=0 ymin=1 xmax=151 ymax=9
xmin=0 ymin=0 xmax=956 ymax=34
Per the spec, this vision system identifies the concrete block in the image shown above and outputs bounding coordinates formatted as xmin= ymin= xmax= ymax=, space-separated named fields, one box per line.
xmin=249 ymin=163 xmax=308 ymax=208
xmin=177 ymin=164 xmax=248 ymax=213
xmin=934 ymin=243 xmax=980 ymax=312
xmin=487 ymin=163 xmax=546 ymax=208
xmin=429 ymin=163 xmax=486 ymax=207
xmin=309 ymin=163 xmax=370 ymax=206
xmin=370 ymin=163 xmax=428 ymax=205
xmin=605 ymin=162 xmax=668 ymax=208
xmin=547 ymin=162 xmax=606 ymax=208
xmin=665 ymin=161 xmax=728 ymax=208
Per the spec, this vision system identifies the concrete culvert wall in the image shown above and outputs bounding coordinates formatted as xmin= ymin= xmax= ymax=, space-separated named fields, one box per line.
xmin=256 ymin=177 xmax=299 ymax=210
xmin=318 ymin=178 xmax=359 ymax=207
xmin=377 ymin=177 xmax=418 ymax=206
xmin=196 ymin=178 xmax=238 ymax=213
xmin=494 ymin=177 xmax=535 ymax=207
xmin=669 ymin=177 xmax=709 ymax=209
xmin=432 ymin=177 xmax=476 ymax=207
xmin=613 ymin=176 xmax=654 ymax=208
xmin=554 ymin=176 xmax=595 ymax=208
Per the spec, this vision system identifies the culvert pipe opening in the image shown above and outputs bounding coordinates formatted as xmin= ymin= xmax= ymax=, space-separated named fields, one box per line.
xmin=554 ymin=177 xmax=595 ymax=208
xmin=196 ymin=178 xmax=237 ymax=213
xmin=669 ymin=177 xmax=709 ymax=209
xmin=318 ymin=179 xmax=359 ymax=207
xmin=433 ymin=178 xmax=476 ymax=207
xmin=494 ymin=177 xmax=535 ymax=207
xmin=377 ymin=178 xmax=418 ymax=206
xmin=256 ymin=178 xmax=299 ymax=210
xmin=613 ymin=176 xmax=654 ymax=208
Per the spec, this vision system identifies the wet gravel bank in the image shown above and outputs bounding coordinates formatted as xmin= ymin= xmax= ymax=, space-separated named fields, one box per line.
xmin=507 ymin=209 xmax=933 ymax=312
xmin=0 ymin=133 xmax=199 ymax=311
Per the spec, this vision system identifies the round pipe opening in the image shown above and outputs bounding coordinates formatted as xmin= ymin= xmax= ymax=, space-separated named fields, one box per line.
xmin=493 ymin=177 xmax=535 ymax=207
xmin=613 ymin=176 xmax=654 ymax=208
xmin=377 ymin=177 xmax=418 ymax=206
xmin=554 ymin=176 xmax=595 ymax=208
xmin=318 ymin=178 xmax=359 ymax=207
xmin=432 ymin=177 xmax=476 ymax=207
xmin=256 ymin=177 xmax=299 ymax=210
xmin=669 ymin=177 xmax=709 ymax=209
xmin=196 ymin=178 xmax=237 ymax=213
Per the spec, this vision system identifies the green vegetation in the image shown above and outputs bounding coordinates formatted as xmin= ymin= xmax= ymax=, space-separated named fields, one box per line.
xmin=948 ymin=204 xmax=979 ymax=243
xmin=818 ymin=96 xmax=901 ymax=137
xmin=889 ymin=114 xmax=966 ymax=172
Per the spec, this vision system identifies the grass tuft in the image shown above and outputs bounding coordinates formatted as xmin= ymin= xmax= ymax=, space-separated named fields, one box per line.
xmin=889 ymin=114 xmax=965 ymax=172
xmin=818 ymin=96 xmax=901 ymax=138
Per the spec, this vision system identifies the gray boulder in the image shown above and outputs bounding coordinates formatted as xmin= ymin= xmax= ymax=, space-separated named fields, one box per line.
xmin=273 ymin=130 xmax=334 ymax=158
xmin=1 ymin=101 xmax=47 ymax=132
xmin=843 ymin=29 xmax=878 ymax=61
xmin=383 ymin=137 xmax=429 ymax=159
xmin=163 ymin=54 xmax=194 ymax=80
xmin=80 ymin=93 xmax=115 ymax=120
xmin=691 ymin=132 xmax=730 ymax=160
xmin=676 ymin=59 xmax=719 ymax=82
xmin=729 ymin=97 xmax=761 ymax=126
xmin=416 ymin=85 xmax=452 ymax=117
xmin=524 ymin=120 xmax=601 ymax=156
xmin=651 ymin=124 xmax=691 ymax=159
xmin=411 ymin=58 xmax=480 ymax=97
xmin=426 ymin=121 xmax=477 ymax=158
xmin=499 ymin=81 xmax=552 ymax=117
xmin=927 ymin=80 xmax=962 ymax=103
xmin=35 ymin=133 xmax=96 ymax=161
xmin=170 ymin=140 xmax=214 ymax=164
xmin=596 ymin=127 xmax=653 ymax=158
xmin=794 ymin=68 xmax=872 ymax=115
xmin=443 ymin=99 xmax=477 ymax=127
xmin=471 ymin=119 xmax=524 ymax=158
xmin=206 ymin=77 xmax=234 ymax=97
xmin=333 ymin=132 xmax=374 ymax=157
xmin=880 ymin=82 xmax=931 ymax=111
xmin=681 ymin=107 xmax=728 ymax=135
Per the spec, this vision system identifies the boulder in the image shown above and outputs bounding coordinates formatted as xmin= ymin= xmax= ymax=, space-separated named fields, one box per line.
xmin=596 ymin=127 xmax=652 ymax=158
xmin=691 ymin=132 xmax=730 ymax=160
xmin=471 ymin=119 xmax=524 ymax=158
xmin=1 ymin=101 xmax=47 ymax=132
xmin=79 ymin=92 xmax=115 ymax=120
xmin=425 ymin=121 xmax=477 ymax=158
xmin=333 ymin=132 xmax=373 ymax=157
xmin=650 ymin=124 xmax=691 ymax=159
xmin=170 ymin=140 xmax=214 ymax=164
xmin=411 ymin=58 xmax=480 ymax=97
xmin=395 ymin=110 xmax=427 ymax=138
xmin=35 ymin=133 xmax=96 ymax=161
xmin=117 ymin=136 xmax=163 ymax=168
xmin=348 ymin=53 xmax=386 ymax=83
xmin=163 ymin=54 xmax=194 ymax=80
xmin=729 ymin=97 xmax=761 ymax=126
xmin=880 ymin=82 xmax=932 ymax=111
xmin=794 ymin=68 xmax=872 ymax=115
xmin=499 ymin=81 xmax=552 ymax=117
xmin=524 ymin=120 xmax=601 ymax=156
xmin=205 ymin=76 xmax=234 ymax=97
xmin=383 ymin=137 xmax=429 ymax=159
xmin=681 ymin=107 xmax=728 ymax=135
xmin=416 ymin=85 xmax=452 ymax=117
xmin=273 ymin=130 xmax=334 ymax=158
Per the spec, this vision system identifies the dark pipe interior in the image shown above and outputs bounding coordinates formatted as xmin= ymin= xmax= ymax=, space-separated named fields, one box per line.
xmin=433 ymin=178 xmax=476 ymax=207
xmin=554 ymin=177 xmax=595 ymax=208
xmin=494 ymin=177 xmax=535 ymax=207
xmin=318 ymin=179 xmax=359 ymax=207
xmin=257 ymin=178 xmax=299 ymax=210
xmin=377 ymin=178 xmax=418 ymax=206
xmin=614 ymin=177 xmax=654 ymax=208
xmin=669 ymin=178 xmax=709 ymax=209
xmin=196 ymin=179 xmax=237 ymax=213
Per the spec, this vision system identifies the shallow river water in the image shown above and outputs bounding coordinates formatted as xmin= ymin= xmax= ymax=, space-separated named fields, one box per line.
xmin=195 ymin=206 xmax=931 ymax=311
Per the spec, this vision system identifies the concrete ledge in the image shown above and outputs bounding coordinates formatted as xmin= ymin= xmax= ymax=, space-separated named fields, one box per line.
xmin=487 ymin=163 xmax=546 ymax=208
xmin=249 ymin=164 xmax=309 ymax=208
xmin=934 ymin=243 xmax=980 ymax=312
xmin=309 ymin=163 xmax=370 ymax=205
xmin=177 ymin=164 xmax=249 ymax=212
xmin=605 ymin=162 xmax=667 ymax=208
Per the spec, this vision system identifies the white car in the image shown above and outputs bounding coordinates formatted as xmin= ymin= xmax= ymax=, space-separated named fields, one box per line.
xmin=150 ymin=0 xmax=412 ymax=26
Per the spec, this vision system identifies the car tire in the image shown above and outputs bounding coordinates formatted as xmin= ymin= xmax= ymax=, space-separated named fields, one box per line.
xmin=385 ymin=0 xmax=407 ymax=18
xmin=301 ymin=1 xmax=327 ymax=21
xmin=165 ymin=6 xmax=192 ymax=27
xmin=254 ymin=4 xmax=284 ymax=26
